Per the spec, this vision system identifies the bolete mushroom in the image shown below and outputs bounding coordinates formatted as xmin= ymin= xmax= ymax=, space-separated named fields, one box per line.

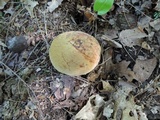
xmin=49 ymin=31 xmax=101 ymax=76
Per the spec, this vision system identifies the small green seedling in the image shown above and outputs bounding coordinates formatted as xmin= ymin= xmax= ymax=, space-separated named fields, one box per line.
xmin=154 ymin=11 xmax=160 ymax=20
xmin=93 ymin=0 xmax=114 ymax=15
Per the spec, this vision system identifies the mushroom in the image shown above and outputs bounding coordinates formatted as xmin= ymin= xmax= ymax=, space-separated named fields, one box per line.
xmin=49 ymin=31 xmax=101 ymax=76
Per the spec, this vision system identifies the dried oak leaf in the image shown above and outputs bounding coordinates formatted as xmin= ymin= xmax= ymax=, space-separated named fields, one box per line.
xmin=75 ymin=94 xmax=105 ymax=120
xmin=117 ymin=57 xmax=157 ymax=82
xmin=113 ymin=82 xmax=148 ymax=120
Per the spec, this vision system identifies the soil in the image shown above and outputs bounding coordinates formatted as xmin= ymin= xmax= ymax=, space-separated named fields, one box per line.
xmin=0 ymin=0 xmax=160 ymax=120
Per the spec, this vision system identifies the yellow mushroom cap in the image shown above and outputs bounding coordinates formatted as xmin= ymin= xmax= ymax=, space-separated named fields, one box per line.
xmin=49 ymin=31 xmax=101 ymax=76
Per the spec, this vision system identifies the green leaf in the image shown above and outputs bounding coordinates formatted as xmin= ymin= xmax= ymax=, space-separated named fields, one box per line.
xmin=93 ymin=0 xmax=114 ymax=15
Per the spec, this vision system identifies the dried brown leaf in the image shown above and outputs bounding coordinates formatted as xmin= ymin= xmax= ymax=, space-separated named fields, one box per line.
xmin=150 ymin=19 xmax=160 ymax=31
xmin=101 ymin=80 xmax=115 ymax=92
xmin=133 ymin=57 xmax=157 ymax=82
xmin=50 ymin=75 xmax=75 ymax=101
xmin=116 ymin=57 xmax=157 ymax=82
xmin=116 ymin=60 xmax=135 ymax=82
xmin=101 ymin=48 xmax=115 ymax=79
xmin=75 ymin=94 xmax=105 ymax=120
xmin=119 ymin=28 xmax=148 ymax=47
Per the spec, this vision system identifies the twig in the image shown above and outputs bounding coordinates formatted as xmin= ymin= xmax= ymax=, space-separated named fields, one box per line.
xmin=42 ymin=9 xmax=50 ymax=50
xmin=0 ymin=61 xmax=45 ymax=120
xmin=117 ymin=40 xmax=136 ymax=62
xmin=57 ymin=10 xmax=69 ymax=31
xmin=23 ymin=41 xmax=41 ymax=66
xmin=34 ymin=9 xmax=49 ymax=50
xmin=73 ymin=76 xmax=90 ymax=83
xmin=124 ymin=1 xmax=153 ymax=21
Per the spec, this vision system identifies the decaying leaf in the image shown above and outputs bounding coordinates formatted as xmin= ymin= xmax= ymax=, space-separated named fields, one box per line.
xmin=119 ymin=28 xmax=148 ymax=47
xmin=71 ymin=82 xmax=90 ymax=101
xmin=138 ymin=16 xmax=151 ymax=31
xmin=133 ymin=57 xmax=157 ymax=82
xmin=150 ymin=19 xmax=160 ymax=31
xmin=94 ymin=81 xmax=146 ymax=119
xmin=83 ymin=8 xmax=96 ymax=23
xmin=103 ymin=103 xmax=114 ymax=119
xmin=21 ymin=0 xmax=38 ymax=18
xmin=87 ymin=71 xmax=99 ymax=81
xmin=117 ymin=57 xmax=157 ymax=82
xmin=50 ymin=75 xmax=75 ymax=100
xmin=154 ymin=0 xmax=160 ymax=11
xmin=47 ymin=0 xmax=63 ymax=12
xmin=87 ymin=66 xmax=102 ymax=82
xmin=116 ymin=60 xmax=135 ymax=82
xmin=101 ymin=80 xmax=115 ymax=92
xmin=0 ymin=0 xmax=9 ymax=9
xmin=141 ymin=0 xmax=152 ymax=11
xmin=75 ymin=94 xmax=105 ymax=120
xmin=113 ymin=81 xmax=147 ymax=120
xmin=103 ymin=29 xmax=119 ymax=39
xmin=141 ymin=41 xmax=151 ymax=50
xmin=116 ymin=14 xmax=137 ymax=30
xmin=101 ymin=48 xmax=115 ymax=79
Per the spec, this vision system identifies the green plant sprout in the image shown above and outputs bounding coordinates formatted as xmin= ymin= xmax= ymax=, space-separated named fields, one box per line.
xmin=93 ymin=0 xmax=114 ymax=15
xmin=154 ymin=11 xmax=160 ymax=20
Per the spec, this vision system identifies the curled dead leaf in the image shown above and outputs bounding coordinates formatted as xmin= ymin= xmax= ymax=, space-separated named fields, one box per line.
xmin=0 ymin=0 xmax=9 ymax=9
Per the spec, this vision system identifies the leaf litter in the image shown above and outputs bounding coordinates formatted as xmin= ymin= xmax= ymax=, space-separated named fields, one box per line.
xmin=0 ymin=0 xmax=9 ymax=9
xmin=119 ymin=27 xmax=148 ymax=47
xmin=0 ymin=0 xmax=160 ymax=119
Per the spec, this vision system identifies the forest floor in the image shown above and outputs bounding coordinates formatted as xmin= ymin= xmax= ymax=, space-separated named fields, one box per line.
xmin=0 ymin=0 xmax=160 ymax=120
